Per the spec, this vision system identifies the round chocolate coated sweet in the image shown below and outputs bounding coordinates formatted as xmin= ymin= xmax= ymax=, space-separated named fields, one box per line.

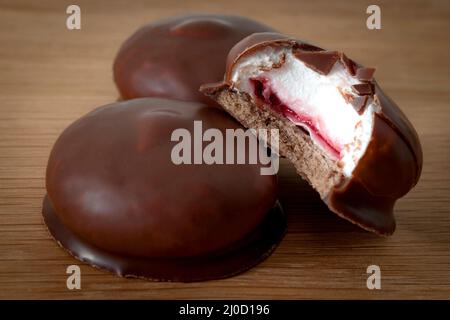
xmin=113 ymin=14 xmax=275 ymax=106
xmin=44 ymin=98 xmax=286 ymax=281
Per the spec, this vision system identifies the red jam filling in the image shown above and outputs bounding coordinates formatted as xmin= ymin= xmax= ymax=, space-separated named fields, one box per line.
xmin=250 ymin=77 xmax=341 ymax=158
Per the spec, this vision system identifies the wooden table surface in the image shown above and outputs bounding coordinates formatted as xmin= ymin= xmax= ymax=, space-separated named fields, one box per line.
xmin=0 ymin=0 xmax=449 ymax=299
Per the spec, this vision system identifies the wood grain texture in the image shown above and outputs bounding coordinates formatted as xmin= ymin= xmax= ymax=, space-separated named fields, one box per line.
xmin=0 ymin=0 xmax=449 ymax=299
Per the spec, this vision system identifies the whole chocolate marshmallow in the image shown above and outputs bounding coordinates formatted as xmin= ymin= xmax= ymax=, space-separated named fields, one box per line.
xmin=113 ymin=14 xmax=275 ymax=107
xmin=44 ymin=98 xmax=286 ymax=281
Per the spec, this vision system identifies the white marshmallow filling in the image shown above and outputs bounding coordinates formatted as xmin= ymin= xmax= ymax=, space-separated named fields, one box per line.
xmin=230 ymin=46 xmax=375 ymax=177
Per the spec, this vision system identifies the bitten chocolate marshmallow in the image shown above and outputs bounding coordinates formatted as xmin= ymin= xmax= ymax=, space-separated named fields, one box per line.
xmin=201 ymin=32 xmax=423 ymax=235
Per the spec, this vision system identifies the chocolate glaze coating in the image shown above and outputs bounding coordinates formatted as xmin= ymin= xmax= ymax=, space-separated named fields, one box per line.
xmin=43 ymin=196 xmax=286 ymax=282
xmin=113 ymin=14 xmax=275 ymax=107
xmin=44 ymin=98 xmax=286 ymax=281
xmin=203 ymin=32 xmax=423 ymax=235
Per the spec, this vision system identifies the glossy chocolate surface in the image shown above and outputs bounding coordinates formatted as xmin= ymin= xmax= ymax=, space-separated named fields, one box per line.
xmin=43 ymin=196 xmax=286 ymax=282
xmin=204 ymin=32 xmax=423 ymax=235
xmin=113 ymin=14 xmax=275 ymax=107
xmin=44 ymin=98 xmax=286 ymax=280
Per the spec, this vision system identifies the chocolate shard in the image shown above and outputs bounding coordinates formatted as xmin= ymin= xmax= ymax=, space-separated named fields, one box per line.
xmin=356 ymin=67 xmax=376 ymax=81
xmin=350 ymin=95 xmax=369 ymax=114
xmin=297 ymin=42 xmax=324 ymax=52
xmin=351 ymin=83 xmax=375 ymax=96
xmin=337 ymin=87 xmax=370 ymax=114
xmin=340 ymin=53 xmax=357 ymax=76
xmin=293 ymin=50 xmax=340 ymax=75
